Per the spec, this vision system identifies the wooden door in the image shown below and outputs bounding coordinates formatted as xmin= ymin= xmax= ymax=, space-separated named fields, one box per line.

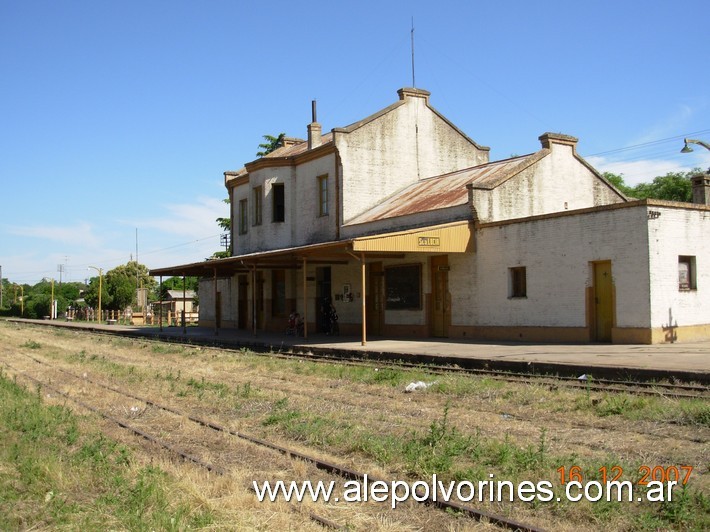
xmin=255 ymin=271 xmax=264 ymax=329
xmin=431 ymin=255 xmax=450 ymax=338
xmin=316 ymin=267 xmax=331 ymax=333
xmin=237 ymin=275 xmax=248 ymax=329
xmin=367 ymin=262 xmax=384 ymax=336
xmin=593 ymin=261 xmax=613 ymax=342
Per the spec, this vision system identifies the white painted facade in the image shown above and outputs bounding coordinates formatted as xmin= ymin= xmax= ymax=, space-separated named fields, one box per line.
xmin=647 ymin=206 xmax=710 ymax=337
xmin=470 ymin=139 xmax=625 ymax=224
xmin=334 ymin=89 xmax=488 ymax=223
xmin=170 ymin=88 xmax=710 ymax=344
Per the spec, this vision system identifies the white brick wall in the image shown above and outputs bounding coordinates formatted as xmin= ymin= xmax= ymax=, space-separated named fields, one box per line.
xmin=232 ymin=154 xmax=339 ymax=255
xmin=198 ymin=277 xmax=235 ymax=325
xmin=459 ymin=205 xmax=652 ymax=328
xmin=292 ymin=155 xmax=337 ymax=244
xmin=336 ymin=94 xmax=487 ymax=223
xmin=211 ymin=203 xmax=710 ymax=340
xmin=647 ymin=206 xmax=710 ymax=328
xmin=232 ymin=165 xmax=294 ymax=255
xmin=472 ymin=143 xmax=625 ymax=223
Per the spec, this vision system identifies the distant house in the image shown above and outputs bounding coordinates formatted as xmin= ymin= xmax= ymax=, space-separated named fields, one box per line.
xmin=166 ymin=289 xmax=197 ymax=313
xmin=153 ymin=290 xmax=198 ymax=324
xmin=151 ymin=88 xmax=710 ymax=344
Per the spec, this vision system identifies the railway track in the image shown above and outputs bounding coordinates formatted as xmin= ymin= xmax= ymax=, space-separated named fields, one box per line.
xmin=7 ymin=320 xmax=710 ymax=397
xmin=250 ymin=349 xmax=710 ymax=400
xmin=9 ymin=320 xmax=708 ymax=399
xmin=3 ymin=351 xmax=546 ymax=532
xmin=10 ymin=320 xmax=710 ymax=399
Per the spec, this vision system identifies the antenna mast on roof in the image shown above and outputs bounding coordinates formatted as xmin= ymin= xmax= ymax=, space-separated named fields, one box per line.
xmin=410 ymin=17 xmax=416 ymax=88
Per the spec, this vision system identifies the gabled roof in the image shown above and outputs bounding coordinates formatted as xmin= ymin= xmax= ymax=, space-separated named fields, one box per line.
xmin=345 ymin=151 xmax=548 ymax=225
xmin=333 ymin=88 xmax=489 ymax=153
xmin=232 ymin=88 xmax=489 ymax=182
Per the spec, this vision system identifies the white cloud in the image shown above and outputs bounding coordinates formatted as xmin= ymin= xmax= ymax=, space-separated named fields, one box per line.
xmin=128 ymin=196 xmax=227 ymax=240
xmin=585 ymin=103 xmax=710 ymax=186
xmin=5 ymin=222 xmax=102 ymax=248
xmin=588 ymin=152 xmax=710 ymax=187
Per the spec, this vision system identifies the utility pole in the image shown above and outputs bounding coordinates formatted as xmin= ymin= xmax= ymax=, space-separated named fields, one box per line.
xmin=0 ymin=265 xmax=3 ymax=308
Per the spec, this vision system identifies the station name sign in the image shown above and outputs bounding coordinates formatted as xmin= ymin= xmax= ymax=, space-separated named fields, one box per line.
xmin=417 ymin=236 xmax=440 ymax=247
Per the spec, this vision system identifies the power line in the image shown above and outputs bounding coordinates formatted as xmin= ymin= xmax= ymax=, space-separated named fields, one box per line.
xmin=583 ymin=129 xmax=710 ymax=158
xmin=2 ymin=234 xmax=223 ymax=284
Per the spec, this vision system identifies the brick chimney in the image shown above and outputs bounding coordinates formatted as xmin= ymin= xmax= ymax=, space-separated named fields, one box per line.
xmin=691 ymin=171 xmax=710 ymax=205
xmin=539 ymin=132 xmax=578 ymax=153
xmin=397 ymin=87 xmax=430 ymax=103
xmin=307 ymin=99 xmax=321 ymax=149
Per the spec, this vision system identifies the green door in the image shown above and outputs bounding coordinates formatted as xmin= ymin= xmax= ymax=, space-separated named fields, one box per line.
xmin=593 ymin=261 xmax=613 ymax=342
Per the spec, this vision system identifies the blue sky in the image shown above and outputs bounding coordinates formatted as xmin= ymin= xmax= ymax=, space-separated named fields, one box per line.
xmin=2 ymin=0 xmax=709 ymax=285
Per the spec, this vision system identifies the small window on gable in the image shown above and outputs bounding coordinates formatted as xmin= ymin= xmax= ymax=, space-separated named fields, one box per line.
xmin=678 ymin=256 xmax=697 ymax=291
xmin=272 ymin=183 xmax=285 ymax=223
xmin=509 ymin=266 xmax=527 ymax=298
xmin=253 ymin=186 xmax=262 ymax=226
xmin=317 ymin=174 xmax=328 ymax=216
xmin=238 ymin=199 xmax=248 ymax=235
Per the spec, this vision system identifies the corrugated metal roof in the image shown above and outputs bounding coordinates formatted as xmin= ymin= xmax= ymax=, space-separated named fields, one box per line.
xmin=346 ymin=152 xmax=546 ymax=225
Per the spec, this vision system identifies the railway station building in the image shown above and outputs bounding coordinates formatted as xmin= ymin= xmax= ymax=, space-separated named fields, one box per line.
xmin=151 ymin=88 xmax=710 ymax=344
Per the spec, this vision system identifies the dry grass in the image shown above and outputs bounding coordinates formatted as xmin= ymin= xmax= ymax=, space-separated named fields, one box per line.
xmin=0 ymin=321 xmax=708 ymax=531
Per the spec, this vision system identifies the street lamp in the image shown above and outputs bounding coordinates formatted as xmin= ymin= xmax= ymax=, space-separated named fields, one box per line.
xmin=681 ymin=138 xmax=710 ymax=153
xmin=13 ymin=284 xmax=24 ymax=316
xmin=88 ymin=266 xmax=103 ymax=322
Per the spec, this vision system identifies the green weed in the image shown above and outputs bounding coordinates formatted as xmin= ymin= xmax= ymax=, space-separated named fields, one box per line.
xmin=238 ymin=381 xmax=255 ymax=398
xmin=0 ymin=371 xmax=214 ymax=530
xmin=151 ymin=343 xmax=186 ymax=355
xmin=678 ymin=401 xmax=710 ymax=427
xmin=186 ymin=376 xmax=229 ymax=398
xmin=22 ymin=340 xmax=42 ymax=349
xmin=401 ymin=404 xmax=474 ymax=476
xmin=263 ymin=397 xmax=302 ymax=427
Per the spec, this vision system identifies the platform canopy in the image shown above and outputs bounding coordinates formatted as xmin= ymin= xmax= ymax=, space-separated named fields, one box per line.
xmin=149 ymin=220 xmax=474 ymax=278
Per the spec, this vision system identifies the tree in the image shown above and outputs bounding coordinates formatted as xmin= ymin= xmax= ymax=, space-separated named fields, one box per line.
xmin=104 ymin=271 xmax=135 ymax=311
xmin=159 ymin=276 xmax=199 ymax=301
xmin=17 ymin=279 xmax=73 ymax=318
xmin=83 ymin=276 xmax=111 ymax=310
xmin=256 ymin=133 xmax=286 ymax=157
xmin=108 ymin=261 xmax=157 ymax=295
xmin=603 ymin=172 xmax=633 ymax=197
xmin=215 ymin=198 xmax=231 ymax=233
xmin=603 ymin=169 xmax=699 ymax=202
xmin=213 ymin=198 xmax=232 ymax=259
xmin=631 ymin=172 xmax=693 ymax=203
xmin=84 ymin=261 xmax=156 ymax=312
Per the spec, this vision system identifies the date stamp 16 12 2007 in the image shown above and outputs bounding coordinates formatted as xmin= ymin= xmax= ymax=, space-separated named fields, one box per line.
xmin=557 ymin=465 xmax=693 ymax=486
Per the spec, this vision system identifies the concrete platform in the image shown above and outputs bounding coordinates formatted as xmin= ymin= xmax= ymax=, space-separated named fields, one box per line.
xmin=6 ymin=319 xmax=710 ymax=384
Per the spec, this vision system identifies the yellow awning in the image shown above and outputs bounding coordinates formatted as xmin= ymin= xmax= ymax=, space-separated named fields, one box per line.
xmin=150 ymin=221 xmax=474 ymax=277
xmin=352 ymin=221 xmax=474 ymax=253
